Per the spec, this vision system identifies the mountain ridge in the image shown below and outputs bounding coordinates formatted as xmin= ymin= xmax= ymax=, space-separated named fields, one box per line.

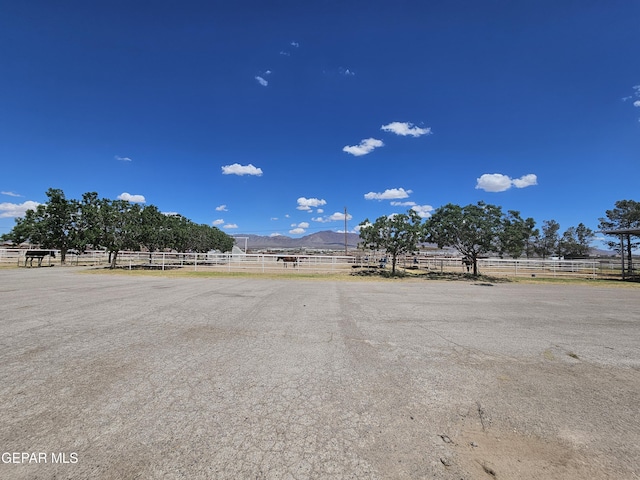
xmin=232 ymin=230 xmax=361 ymax=251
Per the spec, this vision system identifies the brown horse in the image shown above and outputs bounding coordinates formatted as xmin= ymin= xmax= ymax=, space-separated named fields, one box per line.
xmin=277 ymin=256 xmax=298 ymax=268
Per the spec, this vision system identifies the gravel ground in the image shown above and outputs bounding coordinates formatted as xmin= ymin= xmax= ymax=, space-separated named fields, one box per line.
xmin=1 ymin=267 xmax=638 ymax=479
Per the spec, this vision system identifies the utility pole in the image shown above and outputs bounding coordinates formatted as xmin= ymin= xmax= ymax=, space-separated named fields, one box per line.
xmin=344 ymin=206 xmax=348 ymax=255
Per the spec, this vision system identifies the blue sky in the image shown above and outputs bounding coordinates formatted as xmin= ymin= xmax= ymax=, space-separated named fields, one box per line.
xmin=1 ymin=1 xmax=639 ymax=246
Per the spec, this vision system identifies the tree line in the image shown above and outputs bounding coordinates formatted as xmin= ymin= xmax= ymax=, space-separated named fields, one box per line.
xmin=359 ymin=200 xmax=640 ymax=276
xmin=1 ymin=188 xmax=235 ymax=268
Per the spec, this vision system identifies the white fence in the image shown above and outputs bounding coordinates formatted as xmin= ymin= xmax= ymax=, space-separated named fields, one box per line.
xmin=114 ymin=252 xmax=356 ymax=273
xmin=0 ymin=248 xmax=616 ymax=278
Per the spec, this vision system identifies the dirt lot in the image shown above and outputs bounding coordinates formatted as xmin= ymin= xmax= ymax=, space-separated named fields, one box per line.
xmin=0 ymin=267 xmax=638 ymax=479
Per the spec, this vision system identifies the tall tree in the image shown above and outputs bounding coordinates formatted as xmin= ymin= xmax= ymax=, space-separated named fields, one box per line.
xmin=1 ymin=188 xmax=79 ymax=263
xmin=558 ymin=223 xmax=594 ymax=258
xmin=97 ymin=199 xmax=142 ymax=269
xmin=75 ymin=192 xmax=101 ymax=253
xmin=358 ymin=209 xmax=425 ymax=275
xmin=535 ymin=220 xmax=561 ymax=259
xmin=139 ymin=205 xmax=172 ymax=262
xmin=425 ymin=202 xmax=503 ymax=275
xmin=500 ymin=210 xmax=537 ymax=259
xmin=598 ymin=200 xmax=640 ymax=275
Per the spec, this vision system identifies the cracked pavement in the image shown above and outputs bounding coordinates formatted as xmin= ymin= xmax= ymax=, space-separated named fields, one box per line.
xmin=1 ymin=268 xmax=638 ymax=479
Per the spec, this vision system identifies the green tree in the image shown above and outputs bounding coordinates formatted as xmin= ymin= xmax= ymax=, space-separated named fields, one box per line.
xmin=425 ymin=202 xmax=503 ymax=276
xmin=1 ymin=188 xmax=79 ymax=263
xmin=75 ymin=192 xmax=101 ymax=253
xmin=500 ymin=210 xmax=537 ymax=259
xmin=535 ymin=220 xmax=561 ymax=259
xmin=164 ymin=215 xmax=233 ymax=254
xmin=358 ymin=209 xmax=425 ymax=275
xmin=139 ymin=205 xmax=173 ymax=262
xmin=598 ymin=200 xmax=640 ymax=275
xmin=97 ymin=199 xmax=142 ymax=269
xmin=558 ymin=223 xmax=594 ymax=258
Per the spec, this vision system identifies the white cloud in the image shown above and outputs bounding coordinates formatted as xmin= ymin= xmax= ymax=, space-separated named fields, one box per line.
xmin=255 ymin=76 xmax=268 ymax=87
xmin=215 ymin=204 xmax=228 ymax=211
xmin=1 ymin=191 xmax=22 ymax=197
xmin=115 ymin=155 xmax=132 ymax=162
xmin=411 ymin=204 xmax=434 ymax=218
xmin=162 ymin=211 xmax=180 ymax=216
xmin=476 ymin=173 xmax=537 ymax=192
xmin=634 ymin=100 xmax=640 ymax=107
xmin=312 ymin=212 xmax=353 ymax=223
xmin=342 ymin=138 xmax=384 ymax=156
xmin=279 ymin=51 xmax=290 ymax=56
xmin=223 ymin=224 xmax=238 ymax=229
xmin=339 ymin=67 xmax=355 ymax=76
xmin=269 ymin=232 xmax=282 ymax=237
xmin=212 ymin=219 xmax=225 ymax=225
xmin=389 ymin=200 xmax=433 ymax=217
xmin=289 ymin=227 xmax=306 ymax=235
xmin=297 ymin=197 xmax=327 ymax=211
xmin=221 ymin=163 xmax=263 ymax=176
xmin=0 ymin=200 xmax=40 ymax=218
xmin=475 ymin=174 xmax=512 ymax=192
xmin=512 ymin=173 xmax=538 ymax=188
xmin=117 ymin=192 xmax=146 ymax=203
xmin=291 ymin=41 xmax=299 ymax=47
xmin=316 ymin=208 xmax=324 ymax=214
xmin=364 ymin=188 xmax=412 ymax=200
xmin=381 ymin=122 xmax=432 ymax=137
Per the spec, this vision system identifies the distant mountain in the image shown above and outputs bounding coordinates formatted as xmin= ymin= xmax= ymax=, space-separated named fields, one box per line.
xmin=233 ymin=231 xmax=361 ymax=251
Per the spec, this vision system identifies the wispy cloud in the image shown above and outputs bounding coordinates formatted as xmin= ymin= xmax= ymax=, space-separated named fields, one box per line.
xmin=1 ymin=191 xmax=22 ymax=197
xmin=290 ymin=41 xmax=299 ymax=48
xmin=0 ymin=200 xmax=40 ymax=218
xmin=212 ymin=219 xmax=225 ymax=225
xmin=114 ymin=155 xmax=132 ymax=162
xmin=475 ymin=173 xmax=538 ymax=192
xmin=255 ymin=76 xmax=268 ymax=87
xmin=279 ymin=51 xmax=290 ymax=56
xmin=297 ymin=197 xmax=326 ymax=211
xmin=215 ymin=204 xmax=228 ymax=211
xmin=343 ymin=138 xmax=384 ymax=156
xmin=117 ymin=192 xmax=146 ymax=203
xmin=339 ymin=67 xmax=355 ymax=76
xmin=223 ymin=223 xmax=238 ymax=229
xmin=364 ymin=188 xmax=412 ymax=200
xmin=221 ymin=163 xmax=263 ymax=176
xmin=626 ymin=85 xmax=640 ymax=120
xmin=381 ymin=122 xmax=432 ymax=137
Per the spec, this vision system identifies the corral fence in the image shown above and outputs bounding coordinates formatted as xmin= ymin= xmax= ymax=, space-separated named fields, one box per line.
xmin=0 ymin=248 xmax=628 ymax=279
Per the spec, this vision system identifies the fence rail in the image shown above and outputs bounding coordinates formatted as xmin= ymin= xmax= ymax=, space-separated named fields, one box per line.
xmin=0 ymin=248 xmax=630 ymax=279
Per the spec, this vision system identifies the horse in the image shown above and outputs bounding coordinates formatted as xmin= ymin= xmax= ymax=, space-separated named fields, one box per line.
xmin=277 ymin=256 xmax=298 ymax=268
xmin=24 ymin=250 xmax=56 ymax=267
xmin=462 ymin=256 xmax=472 ymax=273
